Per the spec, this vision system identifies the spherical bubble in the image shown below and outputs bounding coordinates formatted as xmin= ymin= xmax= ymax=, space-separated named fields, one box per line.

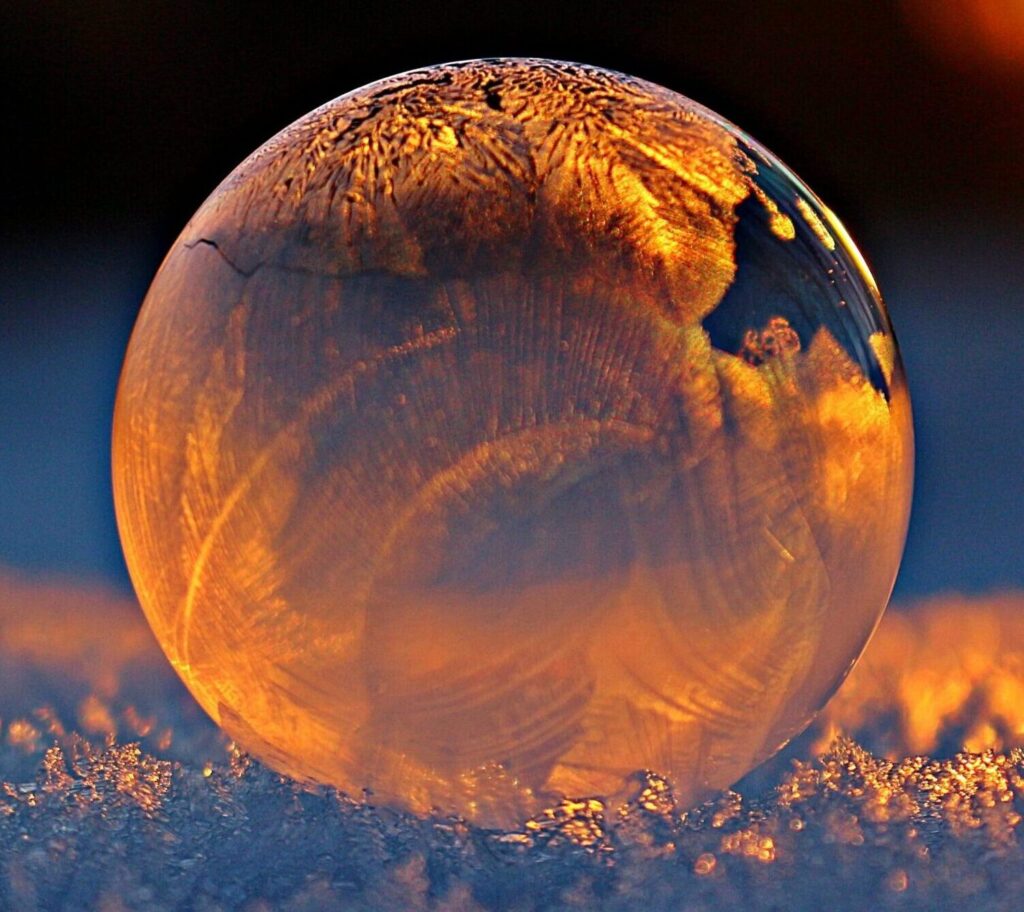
xmin=112 ymin=59 xmax=913 ymax=825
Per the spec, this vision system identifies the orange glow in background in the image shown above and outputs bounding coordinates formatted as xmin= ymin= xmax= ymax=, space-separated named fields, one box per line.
xmin=903 ymin=0 xmax=1024 ymax=76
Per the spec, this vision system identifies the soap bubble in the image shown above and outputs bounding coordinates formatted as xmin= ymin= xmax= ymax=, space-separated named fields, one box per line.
xmin=113 ymin=59 xmax=912 ymax=825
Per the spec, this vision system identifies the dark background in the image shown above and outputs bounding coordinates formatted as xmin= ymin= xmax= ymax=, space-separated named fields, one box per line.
xmin=1 ymin=0 xmax=1021 ymax=597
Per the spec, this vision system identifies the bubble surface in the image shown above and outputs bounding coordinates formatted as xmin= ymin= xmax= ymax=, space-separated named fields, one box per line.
xmin=113 ymin=58 xmax=913 ymax=825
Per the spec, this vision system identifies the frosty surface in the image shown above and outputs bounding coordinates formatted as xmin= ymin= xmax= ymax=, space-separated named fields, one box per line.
xmin=113 ymin=59 xmax=913 ymax=825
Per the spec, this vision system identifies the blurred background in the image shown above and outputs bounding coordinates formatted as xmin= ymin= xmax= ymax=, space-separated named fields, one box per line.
xmin=1 ymin=0 xmax=1022 ymax=598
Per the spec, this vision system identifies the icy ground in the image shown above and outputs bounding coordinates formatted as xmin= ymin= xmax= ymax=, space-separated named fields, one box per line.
xmin=3 ymin=575 xmax=1024 ymax=911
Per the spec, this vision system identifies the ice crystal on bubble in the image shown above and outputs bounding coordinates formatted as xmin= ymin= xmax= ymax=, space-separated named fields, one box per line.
xmin=112 ymin=59 xmax=912 ymax=826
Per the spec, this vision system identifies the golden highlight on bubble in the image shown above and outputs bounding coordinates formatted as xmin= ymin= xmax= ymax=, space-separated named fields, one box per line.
xmin=112 ymin=59 xmax=913 ymax=825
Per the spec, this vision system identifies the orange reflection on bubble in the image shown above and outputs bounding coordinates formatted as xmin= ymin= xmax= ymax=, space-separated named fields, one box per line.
xmin=112 ymin=59 xmax=912 ymax=825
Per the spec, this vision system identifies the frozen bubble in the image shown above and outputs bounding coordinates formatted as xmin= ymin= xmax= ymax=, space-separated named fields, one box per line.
xmin=112 ymin=59 xmax=912 ymax=825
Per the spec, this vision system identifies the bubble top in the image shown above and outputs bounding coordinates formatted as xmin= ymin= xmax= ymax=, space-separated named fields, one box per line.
xmin=115 ymin=59 xmax=912 ymax=826
xmin=189 ymin=59 xmax=891 ymax=377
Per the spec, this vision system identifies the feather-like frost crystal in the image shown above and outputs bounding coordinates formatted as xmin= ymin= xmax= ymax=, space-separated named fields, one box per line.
xmin=113 ymin=59 xmax=913 ymax=825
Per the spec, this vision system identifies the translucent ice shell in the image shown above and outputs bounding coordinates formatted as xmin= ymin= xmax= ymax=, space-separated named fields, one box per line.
xmin=113 ymin=59 xmax=913 ymax=825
